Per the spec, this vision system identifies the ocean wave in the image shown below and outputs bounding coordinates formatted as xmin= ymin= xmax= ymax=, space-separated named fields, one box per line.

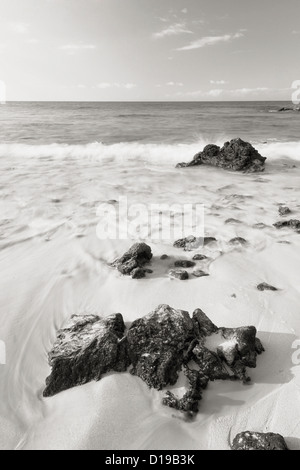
xmin=0 ymin=139 xmax=300 ymax=165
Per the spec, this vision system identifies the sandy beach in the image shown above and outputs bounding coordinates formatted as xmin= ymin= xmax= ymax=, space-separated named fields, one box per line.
xmin=0 ymin=139 xmax=299 ymax=449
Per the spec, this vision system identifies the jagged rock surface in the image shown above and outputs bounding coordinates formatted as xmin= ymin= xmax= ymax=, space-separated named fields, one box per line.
xmin=43 ymin=314 xmax=129 ymax=397
xmin=176 ymin=138 xmax=266 ymax=173
xmin=274 ymin=219 xmax=300 ymax=230
xmin=44 ymin=305 xmax=264 ymax=416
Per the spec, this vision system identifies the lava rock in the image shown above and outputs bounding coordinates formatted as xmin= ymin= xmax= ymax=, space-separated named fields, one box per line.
xmin=176 ymin=138 xmax=266 ymax=173
xmin=192 ymin=254 xmax=208 ymax=261
xmin=192 ymin=308 xmax=218 ymax=337
xmin=232 ymin=431 xmax=288 ymax=450
xmin=160 ymin=254 xmax=169 ymax=260
xmin=169 ymin=269 xmax=189 ymax=280
xmin=278 ymin=206 xmax=291 ymax=217
xmin=174 ymin=235 xmax=216 ymax=251
xmin=43 ymin=314 xmax=129 ymax=397
xmin=217 ymin=326 xmax=265 ymax=382
xmin=174 ymin=260 xmax=196 ymax=268
xmin=225 ymin=218 xmax=242 ymax=225
xmin=111 ymin=243 xmax=152 ymax=278
xmin=127 ymin=304 xmax=195 ymax=390
xmin=257 ymin=282 xmax=278 ymax=291
xmin=192 ymin=270 xmax=209 ymax=278
xmin=274 ymin=219 xmax=300 ymax=230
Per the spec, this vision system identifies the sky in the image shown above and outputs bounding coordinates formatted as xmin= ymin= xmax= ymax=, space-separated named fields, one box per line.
xmin=0 ymin=0 xmax=299 ymax=101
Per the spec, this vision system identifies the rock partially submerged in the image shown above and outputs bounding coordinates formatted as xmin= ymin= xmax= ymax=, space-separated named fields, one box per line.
xmin=229 ymin=237 xmax=248 ymax=246
xmin=274 ymin=219 xmax=300 ymax=230
xmin=111 ymin=243 xmax=153 ymax=278
xmin=127 ymin=305 xmax=195 ymax=389
xmin=174 ymin=260 xmax=196 ymax=268
xmin=44 ymin=304 xmax=264 ymax=416
xmin=174 ymin=235 xmax=217 ymax=251
xmin=232 ymin=431 xmax=288 ymax=450
xmin=176 ymin=138 xmax=266 ymax=173
xmin=43 ymin=314 xmax=129 ymax=397
xmin=192 ymin=270 xmax=209 ymax=278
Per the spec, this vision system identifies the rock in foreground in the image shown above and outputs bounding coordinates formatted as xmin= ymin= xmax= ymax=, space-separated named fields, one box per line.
xmin=232 ymin=431 xmax=288 ymax=450
xmin=44 ymin=304 xmax=264 ymax=416
xmin=111 ymin=243 xmax=153 ymax=278
xmin=176 ymin=138 xmax=266 ymax=173
xmin=274 ymin=219 xmax=300 ymax=230
xmin=43 ymin=314 xmax=129 ymax=397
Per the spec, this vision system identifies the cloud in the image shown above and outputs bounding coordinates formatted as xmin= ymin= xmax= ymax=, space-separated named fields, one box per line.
xmin=172 ymin=86 xmax=282 ymax=99
xmin=60 ymin=44 xmax=97 ymax=53
xmin=97 ymin=83 xmax=136 ymax=90
xmin=210 ymin=80 xmax=227 ymax=85
xmin=153 ymin=23 xmax=193 ymax=39
xmin=181 ymin=8 xmax=188 ymax=14
xmin=176 ymin=31 xmax=244 ymax=51
xmin=166 ymin=81 xmax=184 ymax=87
xmin=9 ymin=22 xmax=29 ymax=34
xmin=292 ymin=30 xmax=300 ymax=35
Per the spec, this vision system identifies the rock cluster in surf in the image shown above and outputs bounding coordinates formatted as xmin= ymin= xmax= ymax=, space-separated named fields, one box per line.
xmin=43 ymin=304 xmax=264 ymax=416
xmin=176 ymin=138 xmax=266 ymax=173
xmin=232 ymin=431 xmax=288 ymax=451
xmin=111 ymin=242 xmax=153 ymax=279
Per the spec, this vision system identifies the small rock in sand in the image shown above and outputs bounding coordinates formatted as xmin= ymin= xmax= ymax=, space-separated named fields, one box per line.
xmin=160 ymin=254 xmax=169 ymax=260
xmin=174 ymin=236 xmax=216 ymax=251
xmin=174 ymin=260 xmax=196 ymax=268
xmin=278 ymin=206 xmax=291 ymax=217
xmin=257 ymin=282 xmax=278 ymax=292
xmin=169 ymin=269 xmax=189 ymax=280
xmin=274 ymin=219 xmax=300 ymax=230
xmin=232 ymin=431 xmax=288 ymax=451
xmin=192 ymin=254 xmax=208 ymax=261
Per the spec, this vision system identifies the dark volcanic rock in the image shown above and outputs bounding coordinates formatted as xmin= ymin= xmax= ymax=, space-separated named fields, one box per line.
xmin=192 ymin=254 xmax=208 ymax=261
xmin=192 ymin=270 xmax=209 ymax=278
xmin=232 ymin=431 xmax=288 ymax=450
xmin=169 ymin=269 xmax=189 ymax=280
xmin=174 ymin=235 xmax=216 ymax=251
xmin=257 ymin=282 xmax=278 ymax=292
xmin=225 ymin=218 xmax=242 ymax=225
xmin=279 ymin=206 xmax=291 ymax=217
xmin=174 ymin=260 xmax=196 ymax=268
xmin=44 ymin=304 xmax=265 ymax=416
xmin=111 ymin=243 xmax=153 ymax=278
xmin=176 ymin=138 xmax=266 ymax=173
xmin=274 ymin=219 xmax=300 ymax=230
xmin=160 ymin=254 xmax=169 ymax=260
xmin=127 ymin=304 xmax=195 ymax=390
xmin=43 ymin=314 xmax=129 ymax=397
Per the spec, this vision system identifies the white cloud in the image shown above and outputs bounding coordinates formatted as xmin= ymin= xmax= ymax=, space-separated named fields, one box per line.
xmin=176 ymin=31 xmax=244 ymax=51
xmin=181 ymin=8 xmax=188 ymax=14
xmin=77 ymin=84 xmax=87 ymax=89
xmin=97 ymin=83 xmax=136 ymax=90
xmin=210 ymin=80 xmax=227 ymax=85
xmin=9 ymin=22 xmax=29 ymax=34
xmin=166 ymin=81 xmax=184 ymax=87
xmin=292 ymin=30 xmax=300 ymax=35
xmin=173 ymin=86 xmax=279 ymax=99
xmin=60 ymin=44 xmax=97 ymax=53
xmin=153 ymin=23 xmax=193 ymax=39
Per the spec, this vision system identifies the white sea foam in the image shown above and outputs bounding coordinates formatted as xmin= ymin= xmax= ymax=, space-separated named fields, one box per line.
xmin=1 ymin=139 xmax=300 ymax=166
